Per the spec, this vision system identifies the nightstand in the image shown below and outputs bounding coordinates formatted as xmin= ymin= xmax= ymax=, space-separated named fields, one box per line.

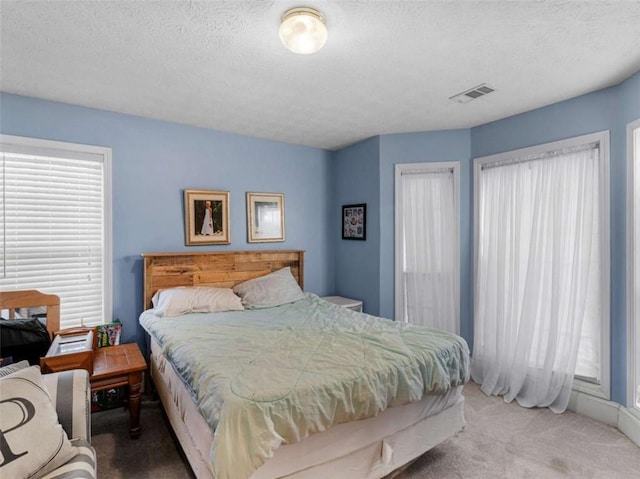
xmin=322 ymin=296 xmax=363 ymax=312
xmin=91 ymin=343 xmax=147 ymax=438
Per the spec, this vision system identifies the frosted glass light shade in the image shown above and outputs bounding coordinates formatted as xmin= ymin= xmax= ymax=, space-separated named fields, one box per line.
xmin=279 ymin=7 xmax=327 ymax=54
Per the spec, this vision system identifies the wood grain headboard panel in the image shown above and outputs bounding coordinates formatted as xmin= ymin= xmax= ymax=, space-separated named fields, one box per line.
xmin=142 ymin=250 xmax=304 ymax=310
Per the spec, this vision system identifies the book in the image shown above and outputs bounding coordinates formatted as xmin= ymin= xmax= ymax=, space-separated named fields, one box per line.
xmin=96 ymin=320 xmax=122 ymax=347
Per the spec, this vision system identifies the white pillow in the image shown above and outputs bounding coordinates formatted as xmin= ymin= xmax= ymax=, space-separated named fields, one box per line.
xmin=0 ymin=366 xmax=76 ymax=479
xmin=152 ymin=286 xmax=244 ymax=317
xmin=232 ymin=267 xmax=304 ymax=309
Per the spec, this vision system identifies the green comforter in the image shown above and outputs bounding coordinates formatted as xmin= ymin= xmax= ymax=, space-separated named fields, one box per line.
xmin=139 ymin=294 xmax=469 ymax=479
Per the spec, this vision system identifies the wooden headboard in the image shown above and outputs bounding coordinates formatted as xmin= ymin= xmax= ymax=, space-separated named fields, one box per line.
xmin=0 ymin=289 xmax=61 ymax=339
xmin=141 ymin=250 xmax=305 ymax=310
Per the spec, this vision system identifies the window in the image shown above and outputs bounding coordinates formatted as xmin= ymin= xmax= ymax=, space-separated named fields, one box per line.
xmin=394 ymin=162 xmax=460 ymax=333
xmin=628 ymin=119 xmax=640 ymax=410
xmin=472 ymin=131 xmax=610 ymax=411
xmin=0 ymin=135 xmax=112 ymax=329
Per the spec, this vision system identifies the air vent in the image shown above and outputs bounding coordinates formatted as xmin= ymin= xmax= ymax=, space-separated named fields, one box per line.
xmin=449 ymin=83 xmax=495 ymax=104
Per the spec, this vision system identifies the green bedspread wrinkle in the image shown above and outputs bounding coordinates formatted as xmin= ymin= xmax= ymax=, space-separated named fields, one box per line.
xmin=139 ymin=293 xmax=469 ymax=479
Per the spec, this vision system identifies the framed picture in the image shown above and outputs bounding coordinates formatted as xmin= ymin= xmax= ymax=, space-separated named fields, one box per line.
xmin=246 ymin=192 xmax=285 ymax=243
xmin=342 ymin=203 xmax=366 ymax=240
xmin=184 ymin=189 xmax=230 ymax=245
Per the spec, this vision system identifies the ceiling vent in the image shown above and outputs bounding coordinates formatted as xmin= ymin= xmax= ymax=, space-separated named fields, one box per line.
xmin=449 ymin=83 xmax=495 ymax=104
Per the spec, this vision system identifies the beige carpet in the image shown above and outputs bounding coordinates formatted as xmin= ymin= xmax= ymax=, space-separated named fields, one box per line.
xmin=91 ymin=382 xmax=640 ymax=478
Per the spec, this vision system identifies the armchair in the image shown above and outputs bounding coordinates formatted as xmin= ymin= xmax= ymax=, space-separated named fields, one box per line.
xmin=0 ymin=361 xmax=97 ymax=478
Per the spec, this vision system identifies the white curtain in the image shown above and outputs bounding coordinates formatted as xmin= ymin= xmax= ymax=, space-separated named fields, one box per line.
xmin=400 ymin=169 xmax=457 ymax=333
xmin=471 ymin=144 xmax=601 ymax=413
xmin=633 ymin=125 xmax=640 ymax=409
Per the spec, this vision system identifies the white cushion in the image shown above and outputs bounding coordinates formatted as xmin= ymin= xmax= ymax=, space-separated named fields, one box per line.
xmin=152 ymin=286 xmax=244 ymax=317
xmin=0 ymin=366 xmax=75 ymax=479
xmin=232 ymin=267 xmax=304 ymax=309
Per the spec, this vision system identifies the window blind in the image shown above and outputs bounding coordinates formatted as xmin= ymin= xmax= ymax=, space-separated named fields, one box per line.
xmin=0 ymin=151 xmax=105 ymax=328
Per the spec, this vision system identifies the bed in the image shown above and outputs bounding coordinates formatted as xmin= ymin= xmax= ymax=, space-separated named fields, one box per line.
xmin=139 ymin=250 xmax=469 ymax=479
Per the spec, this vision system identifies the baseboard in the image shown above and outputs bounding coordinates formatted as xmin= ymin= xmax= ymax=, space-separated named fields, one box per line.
xmin=618 ymin=407 xmax=640 ymax=447
xmin=568 ymin=389 xmax=619 ymax=426
xmin=569 ymin=390 xmax=640 ymax=447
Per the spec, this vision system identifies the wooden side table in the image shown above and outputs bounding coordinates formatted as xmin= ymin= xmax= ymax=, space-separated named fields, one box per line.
xmin=91 ymin=343 xmax=147 ymax=438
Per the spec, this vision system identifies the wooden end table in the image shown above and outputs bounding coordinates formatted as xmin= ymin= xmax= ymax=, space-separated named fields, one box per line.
xmin=91 ymin=343 xmax=147 ymax=438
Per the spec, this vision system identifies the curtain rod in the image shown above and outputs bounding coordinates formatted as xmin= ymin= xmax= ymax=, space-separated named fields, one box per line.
xmin=481 ymin=141 xmax=599 ymax=170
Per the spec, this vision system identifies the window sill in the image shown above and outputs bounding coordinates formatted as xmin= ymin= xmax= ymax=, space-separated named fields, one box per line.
xmin=572 ymin=377 xmax=609 ymax=401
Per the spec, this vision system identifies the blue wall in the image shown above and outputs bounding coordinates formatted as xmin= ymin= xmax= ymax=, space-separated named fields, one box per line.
xmin=470 ymin=87 xmax=618 ymax=156
xmin=0 ymin=93 xmax=335 ymax=347
xmin=331 ymin=137 xmax=381 ymax=315
xmin=619 ymin=70 xmax=640 ymax=126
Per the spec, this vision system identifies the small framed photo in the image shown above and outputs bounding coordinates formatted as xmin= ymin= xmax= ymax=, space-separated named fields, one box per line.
xmin=184 ymin=189 xmax=230 ymax=245
xmin=246 ymin=192 xmax=285 ymax=243
xmin=342 ymin=203 xmax=366 ymax=241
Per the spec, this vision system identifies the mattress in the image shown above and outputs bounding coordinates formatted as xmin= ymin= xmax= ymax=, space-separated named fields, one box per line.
xmin=140 ymin=294 xmax=470 ymax=479
xmin=150 ymin=336 xmax=465 ymax=479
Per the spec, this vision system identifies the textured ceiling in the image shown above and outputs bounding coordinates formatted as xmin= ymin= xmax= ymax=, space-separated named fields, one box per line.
xmin=1 ymin=0 xmax=640 ymax=150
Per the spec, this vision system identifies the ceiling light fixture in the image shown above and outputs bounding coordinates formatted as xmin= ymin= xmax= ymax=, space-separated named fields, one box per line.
xmin=279 ymin=7 xmax=327 ymax=54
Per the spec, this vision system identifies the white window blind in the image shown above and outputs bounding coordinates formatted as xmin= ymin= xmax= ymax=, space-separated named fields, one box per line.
xmin=0 ymin=136 xmax=111 ymax=329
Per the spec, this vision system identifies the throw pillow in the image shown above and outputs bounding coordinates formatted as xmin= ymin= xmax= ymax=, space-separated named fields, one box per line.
xmin=232 ymin=267 xmax=305 ymax=309
xmin=152 ymin=286 xmax=244 ymax=317
xmin=0 ymin=366 xmax=75 ymax=479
